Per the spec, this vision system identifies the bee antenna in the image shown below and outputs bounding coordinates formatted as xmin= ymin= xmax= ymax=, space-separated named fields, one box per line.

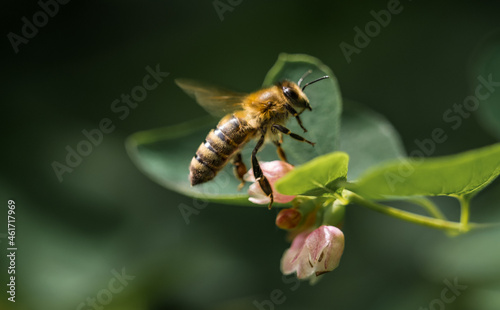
xmin=301 ymin=76 xmax=329 ymax=91
xmin=297 ymin=70 xmax=313 ymax=88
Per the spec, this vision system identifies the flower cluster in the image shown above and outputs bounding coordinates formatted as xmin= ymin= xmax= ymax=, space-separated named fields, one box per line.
xmin=244 ymin=161 xmax=345 ymax=283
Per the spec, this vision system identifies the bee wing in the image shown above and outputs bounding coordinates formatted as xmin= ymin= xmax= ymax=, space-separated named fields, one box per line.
xmin=175 ymin=79 xmax=247 ymax=117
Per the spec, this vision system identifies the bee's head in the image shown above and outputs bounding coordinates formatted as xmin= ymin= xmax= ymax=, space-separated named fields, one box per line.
xmin=279 ymin=71 xmax=329 ymax=111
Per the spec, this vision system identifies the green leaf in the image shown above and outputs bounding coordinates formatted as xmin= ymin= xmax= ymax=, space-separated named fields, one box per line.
xmin=274 ymin=152 xmax=349 ymax=196
xmin=352 ymin=143 xmax=500 ymax=199
xmin=126 ymin=54 xmax=342 ymax=205
xmin=126 ymin=116 xmax=252 ymax=205
xmin=262 ymin=53 xmax=343 ymax=164
xmin=470 ymin=31 xmax=500 ymax=139
xmin=340 ymin=101 xmax=406 ymax=180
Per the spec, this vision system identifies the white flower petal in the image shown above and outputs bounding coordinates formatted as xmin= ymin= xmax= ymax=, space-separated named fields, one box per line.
xmin=280 ymin=225 xmax=345 ymax=281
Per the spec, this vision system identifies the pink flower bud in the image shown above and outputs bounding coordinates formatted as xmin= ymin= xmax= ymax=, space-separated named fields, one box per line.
xmin=244 ymin=160 xmax=295 ymax=205
xmin=276 ymin=208 xmax=302 ymax=230
xmin=281 ymin=225 xmax=344 ymax=281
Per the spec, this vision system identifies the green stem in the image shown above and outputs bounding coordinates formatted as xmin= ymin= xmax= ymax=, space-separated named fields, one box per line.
xmin=344 ymin=190 xmax=462 ymax=233
xmin=407 ymin=197 xmax=447 ymax=221
xmin=469 ymin=222 xmax=500 ymax=230
xmin=457 ymin=195 xmax=471 ymax=232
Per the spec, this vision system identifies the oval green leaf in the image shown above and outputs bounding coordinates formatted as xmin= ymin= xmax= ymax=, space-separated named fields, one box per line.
xmin=126 ymin=116 xmax=253 ymax=205
xmin=352 ymin=143 xmax=500 ymax=199
xmin=275 ymin=152 xmax=349 ymax=196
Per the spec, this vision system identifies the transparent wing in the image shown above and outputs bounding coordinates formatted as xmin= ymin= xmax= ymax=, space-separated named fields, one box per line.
xmin=175 ymin=78 xmax=247 ymax=117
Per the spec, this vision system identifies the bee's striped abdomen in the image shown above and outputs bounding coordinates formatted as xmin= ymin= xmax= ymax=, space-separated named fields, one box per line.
xmin=189 ymin=114 xmax=253 ymax=186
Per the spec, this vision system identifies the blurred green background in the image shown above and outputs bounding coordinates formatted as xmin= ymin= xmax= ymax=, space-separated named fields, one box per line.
xmin=2 ymin=0 xmax=500 ymax=309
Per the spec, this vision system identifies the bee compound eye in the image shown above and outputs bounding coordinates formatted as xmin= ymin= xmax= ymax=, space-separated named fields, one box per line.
xmin=283 ymin=87 xmax=299 ymax=100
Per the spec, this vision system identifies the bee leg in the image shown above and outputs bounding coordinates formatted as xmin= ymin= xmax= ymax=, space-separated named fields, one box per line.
xmin=252 ymin=134 xmax=274 ymax=209
xmin=272 ymin=124 xmax=315 ymax=146
xmin=232 ymin=153 xmax=247 ymax=190
xmin=285 ymin=103 xmax=308 ymax=133
xmin=274 ymin=140 xmax=288 ymax=163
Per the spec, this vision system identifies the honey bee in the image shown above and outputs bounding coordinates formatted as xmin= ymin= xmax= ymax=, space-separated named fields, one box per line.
xmin=175 ymin=71 xmax=329 ymax=209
